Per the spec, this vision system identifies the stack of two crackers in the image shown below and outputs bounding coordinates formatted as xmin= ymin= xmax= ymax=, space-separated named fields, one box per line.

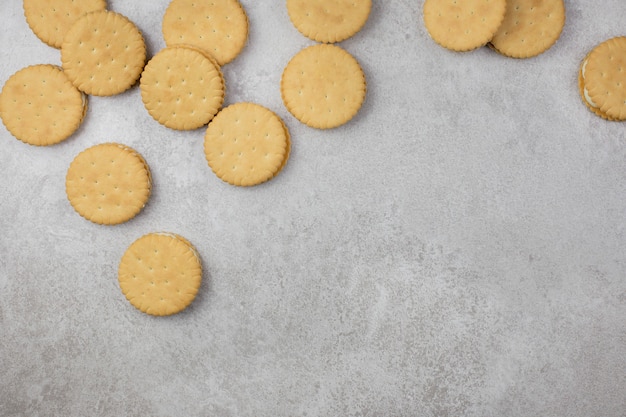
xmin=423 ymin=0 xmax=566 ymax=58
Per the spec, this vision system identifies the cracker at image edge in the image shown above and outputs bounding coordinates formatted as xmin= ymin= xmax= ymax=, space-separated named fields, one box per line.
xmin=61 ymin=10 xmax=146 ymax=96
xmin=162 ymin=0 xmax=249 ymax=66
xmin=118 ymin=233 xmax=202 ymax=316
xmin=423 ymin=0 xmax=507 ymax=52
xmin=490 ymin=0 xmax=565 ymax=59
xmin=65 ymin=143 xmax=152 ymax=225
xmin=0 ymin=64 xmax=87 ymax=146
xmin=23 ymin=0 xmax=107 ymax=48
xmin=286 ymin=0 xmax=372 ymax=43
xmin=204 ymin=102 xmax=290 ymax=186
xmin=583 ymin=37 xmax=626 ymax=121
xmin=140 ymin=45 xmax=225 ymax=130
xmin=281 ymin=44 xmax=366 ymax=129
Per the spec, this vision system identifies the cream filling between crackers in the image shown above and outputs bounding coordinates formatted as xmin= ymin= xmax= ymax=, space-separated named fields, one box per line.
xmin=581 ymin=59 xmax=599 ymax=108
xmin=81 ymin=92 xmax=88 ymax=118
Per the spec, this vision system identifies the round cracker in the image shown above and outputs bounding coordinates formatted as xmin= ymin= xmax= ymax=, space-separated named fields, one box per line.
xmin=118 ymin=233 xmax=202 ymax=316
xmin=23 ymin=0 xmax=106 ymax=49
xmin=140 ymin=46 xmax=225 ymax=130
xmin=286 ymin=0 xmax=372 ymax=43
xmin=281 ymin=44 xmax=366 ymax=129
xmin=490 ymin=0 xmax=565 ymax=58
xmin=66 ymin=143 xmax=152 ymax=225
xmin=204 ymin=102 xmax=290 ymax=186
xmin=162 ymin=0 xmax=248 ymax=66
xmin=0 ymin=64 xmax=87 ymax=146
xmin=423 ymin=0 xmax=507 ymax=52
xmin=61 ymin=10 xmax=146 ymax=96
xmin=583 ymin=37 xmax=626 ymax=121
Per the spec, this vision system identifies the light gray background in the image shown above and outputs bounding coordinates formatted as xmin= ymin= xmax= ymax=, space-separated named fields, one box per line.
xmin=1 ymin=1 xmax=625 ymax=416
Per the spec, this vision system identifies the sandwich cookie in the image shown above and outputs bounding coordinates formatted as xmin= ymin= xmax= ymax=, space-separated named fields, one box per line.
xmin=118 ymin=233 xmax=202 ymax=316
xmin=140 ymin=45 xmax=225 ymax=130
xmin=204 ymin=102 xmax=290 ymax=186
xmin=61 ymin=10 xmax=146 ymax=96
xmin=281 ymin=44 xmax=366 ymax=129
xmin=579 ymin=37 xmax=626 ymax=121
xmin=66 ymin=143 xmax=152 ymax=225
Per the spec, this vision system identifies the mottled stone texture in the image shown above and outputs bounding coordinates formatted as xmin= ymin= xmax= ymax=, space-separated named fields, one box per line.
xmin=1 ymin=1 xmax=625 ymax=416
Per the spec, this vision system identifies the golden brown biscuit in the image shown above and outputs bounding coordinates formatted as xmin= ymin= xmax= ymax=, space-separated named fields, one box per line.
xmin=140 ymin=45 xmax=225 ymax=130
xmin=23 ymin=0 xmax=106 ymax=48
xmin=0 ymin=64 xmax=87 ymax=146
xmin=61 ymin=10 xmax=146 ymax=96
xmin=162 ymin=0 xmax=248 ymax=65
xmin=286 ymin=0 xmax=372 ymax=43
xmin=281 ymin=44 xmax=366 ymax=129
xmin=118 ymin=233 xmax=202 ymax=316
xmin=204 ymin=102 xmax=290 ymax=186
xmin=423 ymin=0 xmax=507 ymax=52
xmin=65 ymin=143 xmax=152 ymax=225
xmin=490 ymin=0 xmax=565 ymax=58
xmin=582 ymin=37 xmax=626 ymax=121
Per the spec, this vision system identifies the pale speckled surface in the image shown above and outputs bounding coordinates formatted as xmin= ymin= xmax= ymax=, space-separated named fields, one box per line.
xmin=1 ymin=1 xmax=625 ymax=416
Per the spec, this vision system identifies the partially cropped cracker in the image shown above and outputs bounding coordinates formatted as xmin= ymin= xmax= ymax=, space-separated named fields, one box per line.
xmin=65 ymin=143 xmax=152 ymax=225
xmin=578 ymin=57 xmax=616 ymax=121
xmin=281 ymin=44 xmax=366 ymax=129
xmin=490 ymin=0 xmax=565 ymax=58
xmin=61 ymin=10 xmax=146 ymax=96
xmin=0 ymin=64 xmax=87 ymax=146
xmin=583 ymin=37 xmax=626 ymax=121
xmin=23 ymin=0 xmax=107 ymax=48
xmin=423 ymin=0 xmax=507 ymax=52
xmin=118 ymin=233 xmax=202 ymax=316
xmin=140 ymin=45 xmax=225 ymax=130
xmin=204 ymin=103 xmax=290 ymax=186
xmin=286 ymin=0 xmax=372 ymax=43
xmin=162 ymin=0 xmax=248 ymax=65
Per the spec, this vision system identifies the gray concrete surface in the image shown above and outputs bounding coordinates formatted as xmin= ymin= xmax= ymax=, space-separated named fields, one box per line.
xmin=1 ymin=1 xmax=625 ymax=416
